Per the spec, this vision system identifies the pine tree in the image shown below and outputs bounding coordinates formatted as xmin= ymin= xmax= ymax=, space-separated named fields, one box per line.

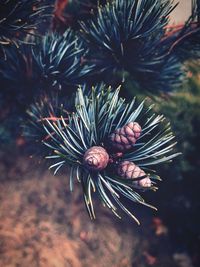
xmin=27 ymin=84 xmax=180 ymax=222
xmin=0 ymin=0 xmax=199 ymax=222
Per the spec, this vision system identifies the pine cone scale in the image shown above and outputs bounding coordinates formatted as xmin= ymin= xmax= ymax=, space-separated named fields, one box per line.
xmin=117 ymin=161 xmax=151 ymax=188
xmin=83 ymin=146 xmax=109 ymax=171
xmin=108 ymin=122 xmax=142 ymax=152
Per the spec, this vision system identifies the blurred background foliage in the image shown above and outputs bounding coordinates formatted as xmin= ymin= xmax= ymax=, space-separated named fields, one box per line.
xmin=120 ymin=60 xmax=200 ymax=259
xmin=150 ymin=62 xmax=200 ymax=259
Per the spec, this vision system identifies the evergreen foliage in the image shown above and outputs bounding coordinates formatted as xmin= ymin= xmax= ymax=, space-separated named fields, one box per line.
xmin=0 ymin=29 xmax=93 ymax=106
xmin=25 ymin=93 xmax=70 ymax=141
xmin=0 ymin=0 xmax=50 ymax=50
xmin=1 ymin=0 xmax=199 ymax=98
xmin=31 ymin=30 xmax=93 ymax=88
xmin=80 ymin=0 xmax=184 ymax=91
xmin=32 ymin=84 xmax=180 ymax=221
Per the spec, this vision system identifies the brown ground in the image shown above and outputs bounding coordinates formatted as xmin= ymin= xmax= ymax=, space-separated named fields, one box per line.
xmin=0 ymin=151 xmax=190 ymax=267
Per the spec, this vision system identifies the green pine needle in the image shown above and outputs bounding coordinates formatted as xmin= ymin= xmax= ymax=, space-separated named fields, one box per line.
xmin=29 ymin=84 xmax=180 ymax=222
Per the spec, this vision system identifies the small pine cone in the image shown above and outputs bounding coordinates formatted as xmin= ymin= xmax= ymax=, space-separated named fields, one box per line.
xmin=83 ymin=146 xmax=109 ymax=171
xmin=117 ymin=161 xmax=151 ymax=188
xmin=109 ymin=122 xmax=141 ymax=152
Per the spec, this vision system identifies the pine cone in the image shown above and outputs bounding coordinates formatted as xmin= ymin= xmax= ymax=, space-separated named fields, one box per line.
xmin=117 ymin=161 xmax=151 ymax=188
xmin=109 ymin=122 xmax=141 ymax=152
xmin=83 ymin=146 xmax=109 ymax=171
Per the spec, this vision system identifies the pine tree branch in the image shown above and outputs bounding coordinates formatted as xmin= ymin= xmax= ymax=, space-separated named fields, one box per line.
xmin=28 ymin=84 xmax=180 ymax=221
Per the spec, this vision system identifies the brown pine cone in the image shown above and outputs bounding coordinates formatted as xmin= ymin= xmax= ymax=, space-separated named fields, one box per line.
xmin=83 ymin=146 xmax=109 ymax=171
xmin=117 ymin=161 xmax=151 ymax=188
xmin=109 ymin=122 xmax=141 ymax=152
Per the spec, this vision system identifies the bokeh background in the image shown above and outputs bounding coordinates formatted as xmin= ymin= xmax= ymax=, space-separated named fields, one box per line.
xmin=0 ymin=1 xmax=199 ymax=267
